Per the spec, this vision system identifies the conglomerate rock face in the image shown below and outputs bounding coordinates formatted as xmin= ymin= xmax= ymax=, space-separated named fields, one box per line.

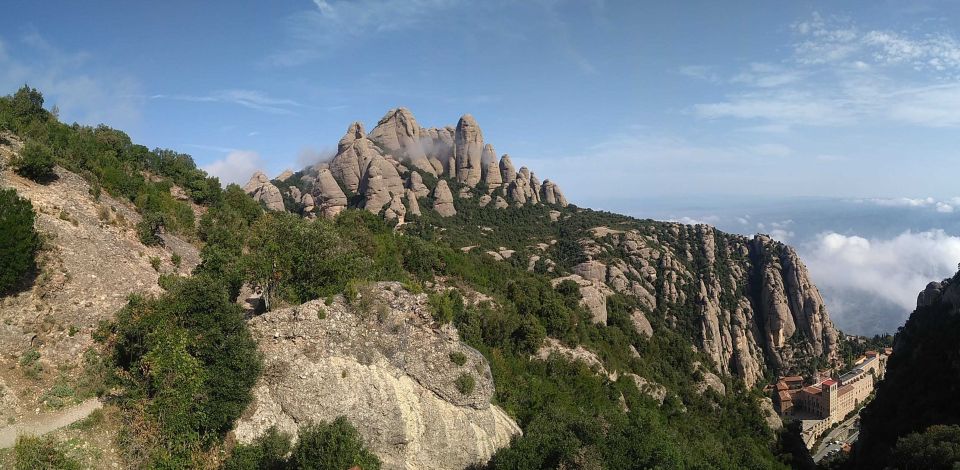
xmin=556 ymin=224 xmax=840 ymax=387
xmin=246 ymin=108 xmax=571 ymax=222
xmin=233 ymin=282 xmax=521 ymax=470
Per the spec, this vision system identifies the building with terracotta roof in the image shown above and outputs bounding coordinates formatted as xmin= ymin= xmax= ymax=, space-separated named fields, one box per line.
xmin=771 ymin=349 xmax=890 ymax=448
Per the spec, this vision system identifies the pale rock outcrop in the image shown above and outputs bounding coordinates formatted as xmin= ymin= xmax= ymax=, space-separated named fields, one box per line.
xmin=432 ymin=180 xmax=456 ymax=217
xmin=368 ymin=108 xmax=436 ymax=175
xmin=288 ymin=186 xmax=301 ymax=203
xmin=275 ymin=169 xmax=294 ymax=182
xmin=330 ymin=122 xmax=383 ymax=193
xmin=478 ymin=194 xmax=492 ymax=207
xmin=384 ymin=193 xmax=407 ymax=224
xmin=301 ymin=193 xmax=315 ymax=213
xmin=454 ymin=114 xmax=484 ymax=186
xmin=406 ymin=189 xmax=422 ymax=217
xmin=243 ymin=171 xmax=285 ymax=212
xmin=493 ymin=196 xmax=509 ymax=209
xmin=234 ymin=283 xmax=521 ymax=470
xmin=482 ymin=160 xmax=502 ymax=192
xmin=625 ymin=373 xmax=667 ymax=405
xmin=528 ymin=174 xmax=541 ymax=204
xmin=551 ymin=274 xmax=613 ymax=324
xmin=407 ymin=171 xmax=430 ymax=198
xmin=760 ymin=398 xmax=783 ymax=430
xmin=631 ymin=310 xmax=653 ymax=337
xmin=499 ymin=155 xmax=517 ymax=186
xmin=540 ymin=180 xmax=569 ymax=206
xmin=312 ymin=168 xmax=348 ymax=218
xmin=361 ymin=155 xmax=405 ymax=213
xmin=480 ymin=143 xmax=497 ymax=165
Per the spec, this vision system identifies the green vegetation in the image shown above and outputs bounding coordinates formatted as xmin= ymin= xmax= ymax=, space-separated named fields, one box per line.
xmin=0 ymin=188 xmax=41 ymax=294
xmin=449 ymin=351 xmax=467 ymax=366
xmin=101 ymin=275 xmax=261 ymax=467
xmin=455 ymin=373 xmax=476 ymax=395
xmin=18 ymin=348 xmax=42 ymax=379
xmin=225 ymin=419 xmax=381 ymax=470
xmin=0 ymin=85 xmax=216 ymax=241
xmin=12 ymin=140 xmax=56 ymax=182
xmin=13 ymin=435 xmax=81 ymax=470
xmin=889 ymin=424 xmax=960 ymax=470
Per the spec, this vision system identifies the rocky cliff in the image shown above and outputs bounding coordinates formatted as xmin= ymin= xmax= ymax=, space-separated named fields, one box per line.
xmin=244 ymin=108 xmax=569 ymax=221
xmin=233 ymin=282 xmax=520 ymax=470
xmin=561 ymin=222 xmax=838 ymax=386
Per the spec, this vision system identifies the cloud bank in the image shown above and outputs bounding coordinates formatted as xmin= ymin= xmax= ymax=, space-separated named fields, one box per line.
xmin=802 ymin=230 xmax=960 ymax=327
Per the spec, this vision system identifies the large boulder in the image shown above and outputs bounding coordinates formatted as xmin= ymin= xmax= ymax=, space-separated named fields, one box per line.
xmin=330 ymin=122 xmax=382 ymax=193
xmin=454 ymin=114 xmax=484 ymax=187
xmin=361 ymin=155 xmax=404 ymax=213
xmin=432 ymin=180 xmax=457 ymax=217
xmin=312 ymin=168 xmax=348 ymax=218
xmin=243 ymin=171 xmax=285 ymax=212
xmin=233 ymin=283 xmax=521 ymax=470
xmin=368 ymin=108 xmax=436 ymax=175
xmin=499 ymin=154 xmax=517 ymax=186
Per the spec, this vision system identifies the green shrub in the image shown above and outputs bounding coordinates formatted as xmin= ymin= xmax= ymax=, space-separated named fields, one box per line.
xmin=455 ymin=373 xmax=475 ymax=395
xmin=149 ymin=256 xmax=161 ymax=271
xmin=288 ymin=418 xmax=381 ymax=470
xmin=224 ymin=427 xmax=292 ymax=470
xmin=225 ymin=419 xmax=380 ymax=470
xmin=449 ymin=351 xmax=467 ymax=366
xmin=13 ymin=140 xmax=56 ymax=182
xmin=136 ymin=212 xmax=164 ymax=246
xmin=428 ymin=290 xmax=464 ymax=325
xmin=0 ymin=189 xmax=41 ymax=293
xmin=18 ymin=348 xmax=41 ymax=379
xmin=105 ymin=275 xmax=262 ymax=464
xmin=13 ymin=435 xmax=81 ymax=470
xmin=171 ymin=253 xmax=182 ymax=268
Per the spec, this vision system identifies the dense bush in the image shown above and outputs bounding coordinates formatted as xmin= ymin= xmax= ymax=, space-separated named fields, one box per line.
xmin=0 ymin=189 xmax=41 ymax=294
xmin=225 ymin=419 xmax=381 ymax=470
xmin=12 ymin=140 xmax=55 ymax=181
xmin=103 ymin=275 xmax=261 ymax=466
xmin=889 ymin=424 xmax=960 ymax=469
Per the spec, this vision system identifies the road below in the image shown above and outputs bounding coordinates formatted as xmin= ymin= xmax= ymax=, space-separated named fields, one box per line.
xmin=813 ymin=412 xmax=860 ymax=461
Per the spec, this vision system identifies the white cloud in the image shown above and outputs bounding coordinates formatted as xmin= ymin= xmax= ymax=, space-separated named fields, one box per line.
xmin=693 ymin=14 xmax=960 ymax=128
xmin=803 ymin=230 xmax=960 ymax=313
xmin=151 ymin=89 xmax=303 ymax=114
xmin=202 ymin=150 xmax=264 ymax=186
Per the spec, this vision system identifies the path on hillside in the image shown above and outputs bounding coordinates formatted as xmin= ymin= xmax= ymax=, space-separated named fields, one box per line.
xmin=0 ymin=398 xmax=103 ymax=448
xmin=813 ymin=411 xmax=860 ymax=461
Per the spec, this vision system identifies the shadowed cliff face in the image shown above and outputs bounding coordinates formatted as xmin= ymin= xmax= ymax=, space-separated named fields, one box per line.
xmin=852 ymin=275 xmax=960 ymax=469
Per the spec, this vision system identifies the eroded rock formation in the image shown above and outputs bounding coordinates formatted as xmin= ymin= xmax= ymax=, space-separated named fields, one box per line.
xmin=233 ymin=283 xmax=521 ymax=469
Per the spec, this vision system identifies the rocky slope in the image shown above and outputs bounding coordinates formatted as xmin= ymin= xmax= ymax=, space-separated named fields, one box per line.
xmin=560 ymin=222 xmax=838 ymax=387
xmin=0 ymin=136 xmax=198 ymax=431
xmin=244 ymin=108 xmax=569 ymax=222
xmin=233 ymin=282 xmax=520 ymax=470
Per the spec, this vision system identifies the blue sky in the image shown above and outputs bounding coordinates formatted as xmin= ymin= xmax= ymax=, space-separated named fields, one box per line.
xmin=3 ymin=0 xmax=960 ymax=209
